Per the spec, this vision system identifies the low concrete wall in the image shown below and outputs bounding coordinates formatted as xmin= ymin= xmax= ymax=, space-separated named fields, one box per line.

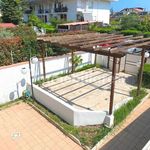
xmin=28 ymin=84 xmax=107 ymax=126
xmin=74 ymin=110 xmax=107 ymax=126
xmin=28 ymin=84 xmax=75 ymax=125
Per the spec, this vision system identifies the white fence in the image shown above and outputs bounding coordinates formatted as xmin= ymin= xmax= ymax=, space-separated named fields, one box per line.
xmin=0 ymin=52 xmax=94 ymax=104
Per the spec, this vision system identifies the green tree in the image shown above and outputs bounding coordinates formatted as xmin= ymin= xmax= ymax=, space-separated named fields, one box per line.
xmin=70 ymin=55 xmax=83 ymax=72
xmin=141 ymin=15 xmax=150 ymax=32
xmin=120 ymin=14 xmax=141 ymax=30
xmin=0 ymin=0 xmax=28 ymax=24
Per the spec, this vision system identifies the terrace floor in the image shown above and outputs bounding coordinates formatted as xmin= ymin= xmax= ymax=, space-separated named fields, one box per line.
xmin=0 ymin=103 xmax=83 ymax=150
xmin=42 ymin=68 xmax=137 ymax=111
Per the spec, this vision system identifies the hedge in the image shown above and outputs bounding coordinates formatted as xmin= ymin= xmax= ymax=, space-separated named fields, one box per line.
xmin=143 ymin=32 xmax=150 ymax=38
xmin=121 ymin=30 xmax=142 ymax=36
xmin=94 ymin=27 xmax=115 ymax=34
xmin=142 ymin=64 xmax=150 ymax=88
xmin=0 ymin=37 xmax=21 ymax=66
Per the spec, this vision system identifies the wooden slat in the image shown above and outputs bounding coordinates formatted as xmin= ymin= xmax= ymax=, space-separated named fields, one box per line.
xmin=37 ymin=32 xmax=150 ymax=58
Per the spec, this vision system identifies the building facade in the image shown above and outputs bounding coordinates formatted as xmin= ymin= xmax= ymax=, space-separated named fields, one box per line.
xmin=24 ymin=0 xmax=118 ymax=24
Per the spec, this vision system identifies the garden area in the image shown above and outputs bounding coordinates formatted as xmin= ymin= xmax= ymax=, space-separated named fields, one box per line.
xmin=89 ymin=14 xmax=150 ymax=37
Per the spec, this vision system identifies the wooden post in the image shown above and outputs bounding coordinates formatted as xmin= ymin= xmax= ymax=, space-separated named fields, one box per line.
xmin=118 ymin=58 xmax=121 ymax=73
xmin=41 ymin=42 xmax=46 ymax=79
xmin=137 ymin=49 xmax=145 ymax=96
xmin=107 ymin=49 xmax=111 ymax=69
xmin=94 ymin=54 xmax=97 ymax=66
xmin=109 ymin=57 xmax=117 ymax=115
xmin=107 ymin=55 xmax=110 ymax=69
xmin=71 ymin=50 xmax=74 ymax=73
xmin=124 ymin=55 xmax=127 ymax=72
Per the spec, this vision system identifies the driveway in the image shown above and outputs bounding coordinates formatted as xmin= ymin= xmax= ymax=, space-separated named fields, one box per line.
xmin=0 ymin=102 xmax=83 ymax=150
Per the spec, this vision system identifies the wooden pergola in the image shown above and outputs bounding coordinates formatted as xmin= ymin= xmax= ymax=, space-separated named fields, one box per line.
xmin=37 ymin=31 xmax=150 ymax=115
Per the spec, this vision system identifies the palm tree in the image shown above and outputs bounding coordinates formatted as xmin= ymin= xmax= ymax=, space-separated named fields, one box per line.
xmin=70 ymin=55 xmax=83 ymax=72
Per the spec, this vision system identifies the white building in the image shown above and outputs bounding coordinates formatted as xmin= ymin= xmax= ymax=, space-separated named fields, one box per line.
xmin=24 ymin=0 xmax=118 ymax=24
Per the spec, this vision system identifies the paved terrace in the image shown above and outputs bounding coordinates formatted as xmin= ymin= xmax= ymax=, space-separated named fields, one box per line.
xmin=0 ymin=103 xmax=83 ymax=150
xmin=42 ymin=68 xmax=137 ymax=111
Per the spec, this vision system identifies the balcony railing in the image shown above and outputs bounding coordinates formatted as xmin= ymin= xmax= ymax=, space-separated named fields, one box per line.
xmin=38 ymin=9 xmax=51 ymax=14
xmin=25 ymin=9 xmax=32 ymax=14
xmin=54 ymin=6 xmax=68 ymax=13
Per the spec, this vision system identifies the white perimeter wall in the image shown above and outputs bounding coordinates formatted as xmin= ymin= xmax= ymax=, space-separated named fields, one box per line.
xmin=0 ymin=52 xmax=94 ymax=104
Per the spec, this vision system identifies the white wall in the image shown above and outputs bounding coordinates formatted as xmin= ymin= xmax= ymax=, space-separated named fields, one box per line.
xmin=0 ymin=52 xmax=94 ymax=104
xmin=77 ymin=0 xmax=111 ymax=23
xmin=65 ymin=0 xmax=77 ymax=21
xmin=124 ymin=54 xmax=140 ymax=75
xmin=92 ymin=0 xmax=111 ymax=23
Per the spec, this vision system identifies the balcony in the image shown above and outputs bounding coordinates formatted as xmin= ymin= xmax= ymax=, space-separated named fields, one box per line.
xmin=38 ymin=9 xmax=51 ymax=14
xmin=54 ymin=6 xmax=68 ymax=13
xmin=25 ymin=9 xmax=32 ymax=14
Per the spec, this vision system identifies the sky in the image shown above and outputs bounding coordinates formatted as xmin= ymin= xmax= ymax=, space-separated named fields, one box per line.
xmin=111 ymin=0 xmax=150 ymax=11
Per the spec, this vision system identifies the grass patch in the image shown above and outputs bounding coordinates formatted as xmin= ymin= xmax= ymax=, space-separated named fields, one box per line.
xmin=143 ymin=64 xmax=150 ymax=88
xmin=114 ymin=89 xmax=147 ymax=125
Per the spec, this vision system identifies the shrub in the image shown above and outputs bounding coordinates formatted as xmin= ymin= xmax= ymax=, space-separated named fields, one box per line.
xmin=142 ymin=64 xmax=150 ymax=88
xmin=0 ymin=28 xmax=14 ymax=38
xmin=93 ymin=27 xmax=115 ymax=33
xmin=49 ymin=17 xmax=69 ymax=28
xmin=97 ymin=27 xmax=115 ymax=33
xmin=143 ymin=32 xmax=150 ymax=38
xmin=28 ymin=14 xmax=56 ymax=33
xmin=121 ymin=30 xmax=142 ymax=36
xmin=0 ymin=37 xmax=21 ymax=66
xmin=40 ymin=24 xmax=56 ymax=33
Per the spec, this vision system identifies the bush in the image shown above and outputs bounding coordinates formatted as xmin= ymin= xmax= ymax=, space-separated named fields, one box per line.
xmin=0 ymin=28 xmax=14 ymax=38
xmin=0 ymin=37 xmax=21 ymax=66
xmin=40 ymin=24 xmax=56 ymax=33
xmin=49 ymin=17 xmax=70 ymax=28
xmin=121 ymin=30 xmax=142 ymax=36
xmin=143 ymin=64 xmax=150 ymax=88
xmin=143 ymin=32 xmax=150 ymax=38
xmin=96 ymin=27 xmax=115 ymax=33
xmin=28 ymin=14 xmax=56 ymax=33
xmin=10 ymin=25 xmax=37 ymax=62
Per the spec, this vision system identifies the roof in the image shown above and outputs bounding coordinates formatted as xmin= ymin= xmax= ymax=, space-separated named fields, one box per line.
xmin=0 ymin=23 xmax=16 ymax=28
xmin=37 ymin=31 xmax=150 ymax=58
